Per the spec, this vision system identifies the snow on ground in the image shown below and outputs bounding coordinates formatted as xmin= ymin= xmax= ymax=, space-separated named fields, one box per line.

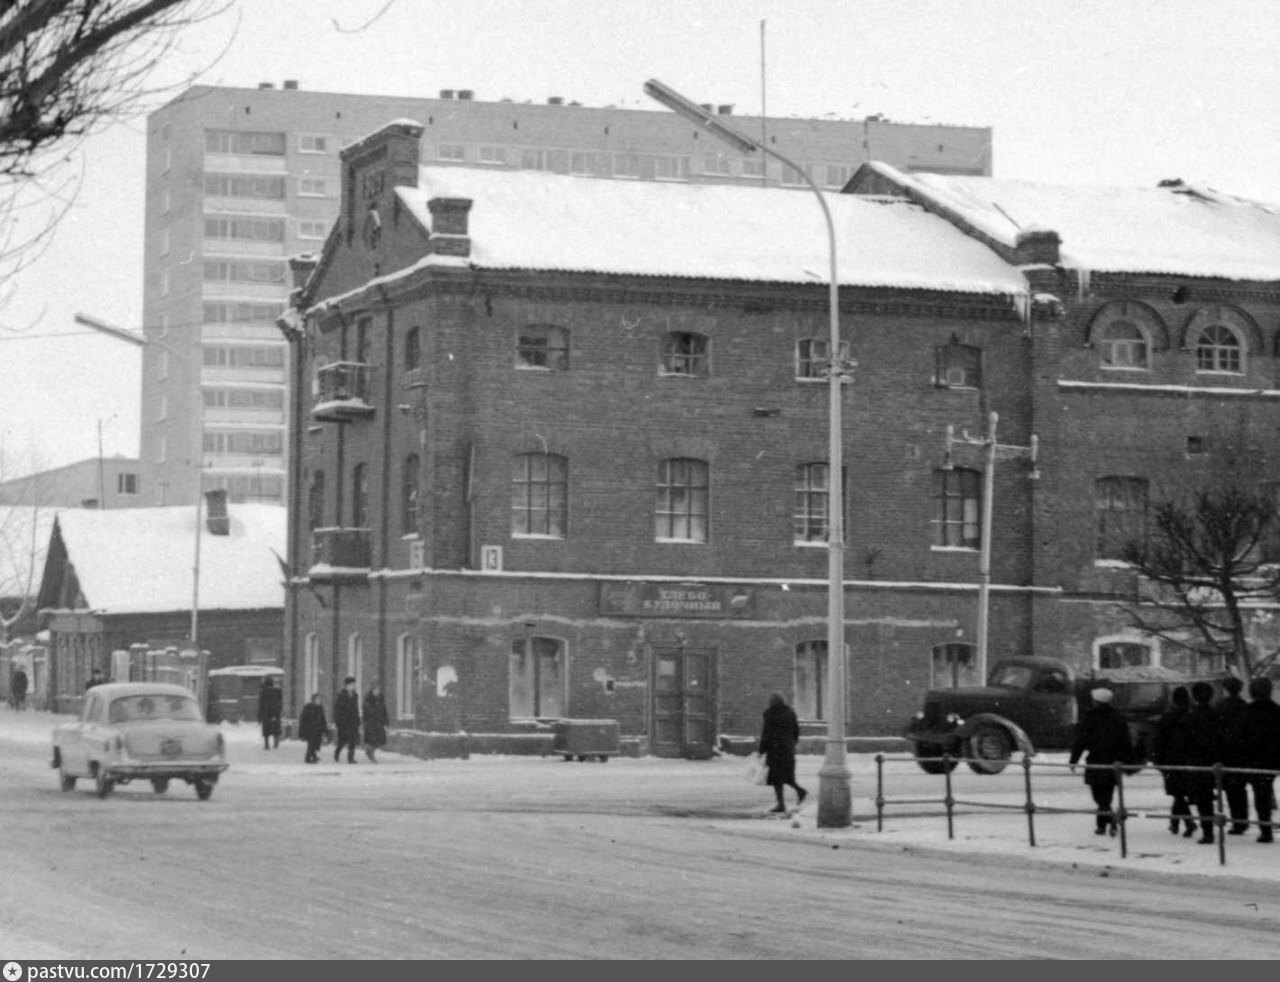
xmin=12 ymin=706 xmax=1280 ymax=885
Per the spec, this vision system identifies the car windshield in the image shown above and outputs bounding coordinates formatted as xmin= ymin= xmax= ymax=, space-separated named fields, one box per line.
xmin=988 ymin=665 xmax=1033 ymax=689
xmin=108 ymin=694 xmax=202 ymax=724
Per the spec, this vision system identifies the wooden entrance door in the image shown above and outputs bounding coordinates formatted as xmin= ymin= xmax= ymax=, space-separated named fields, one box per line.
xmin=651 ymin=646 xmax=717 ymax=759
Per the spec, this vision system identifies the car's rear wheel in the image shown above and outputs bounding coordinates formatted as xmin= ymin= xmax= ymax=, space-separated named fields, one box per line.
xmin=194 ymin=779 xmax=214 ymax=801
xmin=59 ymin=766 xmax=76 ymax=792
xmin=93 ymin=767 xmax=114 ymax=799
xmin=151 ymin=778 xmax=169 ymax=794
xmin=913 ymin=742 xmax=959 ymax=775
xmin=966 ymin=725 xmax=1013 ymax=775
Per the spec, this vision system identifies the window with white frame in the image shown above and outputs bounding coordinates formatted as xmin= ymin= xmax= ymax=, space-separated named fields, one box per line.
xmin=1098 ymin=320 xmax=1150 ymax=370
xmin=347 ymin=634 xmax=364 ymax=695
xmin=298 ymin=220 xmax=327 ymax=240
xmin=205 ymin=130 xmax=286 ymax=156
xmin=653 ymin=155 xmax=690 ymax=181
xmin=794 ymin=640 xmax=827 ymax=720
xmin=520 ymin=148 xmax=549 ymax=171
xmin=932 ymin=643 xmax=979 ymax=688
xmin=796 ymin=337 xmax=850 ymax=380
xmin=660 ymin=331 xmax=709 ymax=377
xmin=795 ymin=463 xmax=842 ymax=544
xmin=478 ymin=145 xmax=506 ymax=164
xmin=117 ymin=473 xmax=139 ymax=496
xmin=932 ymin=468 xmax=980 ymax=549
xmin=1095 ymin=476 xmax=1147 ymax=560
xmin=655 ymin=458 xmax=709 ymax=542
xmin=614 ymin=153 xmax=641 ymax=178
xmin=512 ymin=452 xmax=567 ymax=538
xmin=437 ymin=144 xmax=466 ymax=161
xmin=509 ymin=637 xmax=564 ymax=718
xmin=303 ymin=633 xmax=320 ymax=699
xmin=297 ymin=177 xmax=327 ymax=197
xmin=1195 ymin=324 xmax=1243 ymax=374
xmin=298 ymin=134 xmax=330 ymax=154
xmin=702 ymin=155 xmax=732 ymax=176
xmin=395 ymin=633 xmax=418 ymax=719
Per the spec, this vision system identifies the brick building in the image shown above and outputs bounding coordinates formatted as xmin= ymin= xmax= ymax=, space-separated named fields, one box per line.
xmin=282 ymin=122 xmax=1280 ymax=753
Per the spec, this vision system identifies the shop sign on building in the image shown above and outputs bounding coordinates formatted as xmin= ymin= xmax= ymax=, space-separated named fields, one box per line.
xmin=599 ymin=582 xmax=754 ymax=618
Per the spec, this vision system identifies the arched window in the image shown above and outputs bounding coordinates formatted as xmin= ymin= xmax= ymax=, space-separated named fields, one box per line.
xmin=510 ymin=637 xmax=564 ymax=718
xmin=660 ymin=332 xmax=709 ymax=377
xmin=308 ymin=470 xmax=325 ymax=530
xmin=794 ymin=640 xmax=827 ymax=720
xmin=1098 ymin=320 xmax=1149 ymax=369
xmin=1196 ymin=324 xmax=1243 ymax=373
xmin=404 ymin=326 xmax=421 ymax=370
xmin=395 ymin=634 xmax=419 ymax=720
xmin=402 ymin=454 xmax=420 ymax=535
xmin=656 ymin=458 xmax=709 ymax=542
xmin=351 ymin=463 xmax=369 ymax=528
xmin=1095 ymin=476 xmax=1148 ymax=560
xmin=347 ymin=634 xmax=364 ymax=695
xmin=303 ymin=633 xmax=321 ymax=701
xmin=932 ymin=468 xmax=980 ymax=549
xmin=512 ymin=452 xmax=567 ymax=538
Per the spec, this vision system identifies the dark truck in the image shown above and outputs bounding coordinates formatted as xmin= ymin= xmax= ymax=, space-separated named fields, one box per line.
xmin=903 ymin=655 xmax=1221 ymax=775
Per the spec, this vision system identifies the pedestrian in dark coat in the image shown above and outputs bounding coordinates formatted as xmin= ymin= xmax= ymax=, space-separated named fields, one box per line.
xmin=10 ymin=665 xmax=28 ymax=711
xmin=758 ymin=691 xmax=807 ymax=813
xmin=1152 ymin=686 xmax=1195 ymax=836
xmin=1069 ymin=687 xmax=1135 ymax=835
xmin=85 ymin=668 xmax=104 ymax=691
xmin=333 ymin=676 xmax=361 ymax=764
xmin=298 ymin=693 xmax=328 ymax=764
xmin=361 ymin=682 xmax=389 ymax=762
xmin=1180 ymin=681 xmax=1222 ymax=844
xmin=258 ymin=676 xmax=283 ymax=750
xmin=1216 ymin=675 xmax=1251 ymax=835
xmin=1242 ymin=676 xmax=1280 ymax=844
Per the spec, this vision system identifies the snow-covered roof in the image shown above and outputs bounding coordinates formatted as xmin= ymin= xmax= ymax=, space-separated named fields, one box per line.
xmin=52 ymin=505 xmax=286 ymax=615
xmin=866 ymin=162 xmax=1280 ymax=280
xmin=393 ymin=166 xmax=1029 ymax=297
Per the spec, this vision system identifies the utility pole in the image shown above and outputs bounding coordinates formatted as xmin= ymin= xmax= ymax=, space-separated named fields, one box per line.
xmin=944 ymin=412 xmax=1038 ymax=683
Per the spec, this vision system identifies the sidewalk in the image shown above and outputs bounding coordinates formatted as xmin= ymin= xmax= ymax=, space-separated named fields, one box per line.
xmin=9 ymin=706 xmax=1280 ymax=886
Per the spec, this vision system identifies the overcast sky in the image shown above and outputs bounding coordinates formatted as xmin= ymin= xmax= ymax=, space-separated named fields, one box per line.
xmin=3 ymin=0 xmax=1278 ymax=477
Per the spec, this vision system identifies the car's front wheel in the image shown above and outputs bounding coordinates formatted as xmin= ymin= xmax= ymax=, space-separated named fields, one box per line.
xmin=194 ymin=779 xmax=214 ymax=801
xmin=966 ymin=725 xmax=1013 ymax=775
xmin=93 ymin=767 xmax=115 ymax=799
xmin=913 ymin=742 xmax=959 ymax=775
xmin=151 ymin=778 xmax=169 ymax=794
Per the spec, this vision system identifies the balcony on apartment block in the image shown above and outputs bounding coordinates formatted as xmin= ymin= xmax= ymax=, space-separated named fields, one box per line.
xmin=312 ymin=362 xmax=374 ymax=422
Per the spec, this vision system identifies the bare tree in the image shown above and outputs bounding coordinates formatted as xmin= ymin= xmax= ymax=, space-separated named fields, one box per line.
xmin=0 ymin=447 xmax=57 ymax=644
xmin=1120 ymin=485 xmax=1280 ymax=678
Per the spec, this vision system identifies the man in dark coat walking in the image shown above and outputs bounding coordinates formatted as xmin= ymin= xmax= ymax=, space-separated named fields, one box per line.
xmin=1216 ymin=675 xmax=1251 ymax=835
xmin=333 ymin=676 xmax=361 ymax=764
xmin=361 ymin=681 xmax=389 ymax=762
xmin=1070 ymin=687 xmax=1134 ymax=836
xmin=1242 ymin=676 xmax=1280 ymax=844
xmin=758 ymin=691 xmax=807 ymax=813
xmin=10 ymin=665 xmax=28 ymax=711
xmin=298 ymin=693 xmax=328 ymax=764
xmin=258 ymin=676 xmax=283 ymax=750
xmin=1181 ymin=680 xmax=1222 ymax=844
xmin=1152 ymin=685 xmax=1195 ymax=836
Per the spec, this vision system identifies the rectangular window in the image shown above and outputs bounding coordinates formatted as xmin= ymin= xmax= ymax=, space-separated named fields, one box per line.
xmin=520 ymin=148 xmax=549 ymax=171
xmin=161 ymin=190 xmax=170 ymax=214
xmin=159 ymin=269 xmax=170 ymax=296
xmin=741 ymin=159 xmax=765 ymax=178
xmin=297 ymin=178 xmax=327 ymax=197
xmin=297 ymin=220 xmax=327 ymax=240
xmin=202 ymin=387 xmax=285 ymax=409
xmin=203 ymin=302 xmax=282 ymax=324
xmin=203 ymin=215 xmax=286 ymax=242
xmin=437 ymin=144 xmax=466 ymax=161
xmin=1098 ymin=642 xmax=1152 ymax=669
xmin=796 ymin=338 xmax=851 ymax=380
xmin=395 ymin=634 xmax=418 ymax=719
xmin=298 ymin=134 xmax=330 ymax=154
xmin=794 ymin=463 xmax=835 ymax=543
xmin=159 ymin=229 xmax=170 ymax=256
xmin=202 ymin=430 xmax=284 ymax=455
xmin=201 ymin=345 xmax=286 ymax=368
xmin=660 ymin=332 xmax=709 ymax=377
xmin=570 ymin=152 xmax=611 ymax=177
xmin=204 ymin=173 xmax=286 ymax=199
xmin=157 ymin=350 xmax=169 ymax=380
xmin=156 ymin=396 xmax=167 ymax=421
xmin=932 ymin=468 xmax=981 ymax=548
xmin=517 ymin=325 xmax=569 ymax=370
xmin=824 ymin=164 xmax=853 ymax=188
xmin=702 ymin=155 xmax=732 ymax=176
xmin=204 ymin=129 xmax=286 ymax=156
xmin=512 ymin=453 xmax=568 ymax=538
xmin=794 ymin=641 xmax=827 ymax=720
xmin=653 ymin=156 xmax=690 ymax=181
xmin=478 ymin=145 xmax=506 ymax=164
xmin=155 ymin=436 xmax=166 ymax=464
xmin=614 ymin=154 xmax=641 ymax=178
xmin=203 ymin=260 xmax=286 ymax=284
xmin=1095 ymin=476 xmax=1148 ymax=560
xmin=509 ymin=637 xmax=563 ymax=718
xmin=655 ymin=458 xmax=709 ymax=542
xmin=117 ymin=473 xmax=139 ymax=495
xmin=781 ymin=164 xmax=809 ymax=186
xmin=935 ymin=342 xmax=982 ymax=389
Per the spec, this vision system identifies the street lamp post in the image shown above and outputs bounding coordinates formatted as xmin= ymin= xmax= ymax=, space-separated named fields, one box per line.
xmin=643 ymin=80 xmax=852 ymax=827
xmin=74 ymin=312 xmax=205 ymax=648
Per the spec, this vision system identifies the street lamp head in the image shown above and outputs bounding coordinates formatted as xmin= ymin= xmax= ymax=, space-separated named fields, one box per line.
xmin=643 ymin=79 xmax=760 ymax=156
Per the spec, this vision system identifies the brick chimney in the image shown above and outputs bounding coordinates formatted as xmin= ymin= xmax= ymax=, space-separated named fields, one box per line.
xmin=339 ymin=119 xmax=424 ymax=243
xmin=1013 ymin=227 xmax=1060 ymax=266
xmin=288 ymin=253 xmax=318 ymax=290
xmin=427 ymin=197 xmax=472 ymax=257
xmin=204 ymin=488 xmax=230 ymax=536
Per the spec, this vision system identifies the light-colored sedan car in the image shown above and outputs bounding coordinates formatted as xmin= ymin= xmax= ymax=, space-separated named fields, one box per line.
xmin=51 ymin=682 xmax=228 ymax=799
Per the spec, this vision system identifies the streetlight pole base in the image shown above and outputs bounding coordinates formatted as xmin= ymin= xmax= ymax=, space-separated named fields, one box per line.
xmin=816 ymin=749 xmax=853 ymax=828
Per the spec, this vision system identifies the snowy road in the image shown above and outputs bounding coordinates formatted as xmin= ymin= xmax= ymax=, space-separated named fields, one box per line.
xmin=3 ymin=716 xmax=1280 ymax=959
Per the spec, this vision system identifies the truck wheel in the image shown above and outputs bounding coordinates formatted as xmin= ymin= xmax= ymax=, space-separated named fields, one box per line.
xmin=94 ymin=768 xmax=115 ymax=799
xmin=151 ymin=778 xmax=170 ymax=794
xmin=194 ymin=779 xmax=214 ymax=801
xmin=913 ymin=743 xmax=959 ymax=775
xmin=967 ymin=725 xmax=1013 ymax=775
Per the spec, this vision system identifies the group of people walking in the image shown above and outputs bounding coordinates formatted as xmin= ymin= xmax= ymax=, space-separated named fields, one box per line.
xmin=1071 ymin=676 xmax=1280 ymax=843
xmin=260 ymin=676 xmax=391 ymax=765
